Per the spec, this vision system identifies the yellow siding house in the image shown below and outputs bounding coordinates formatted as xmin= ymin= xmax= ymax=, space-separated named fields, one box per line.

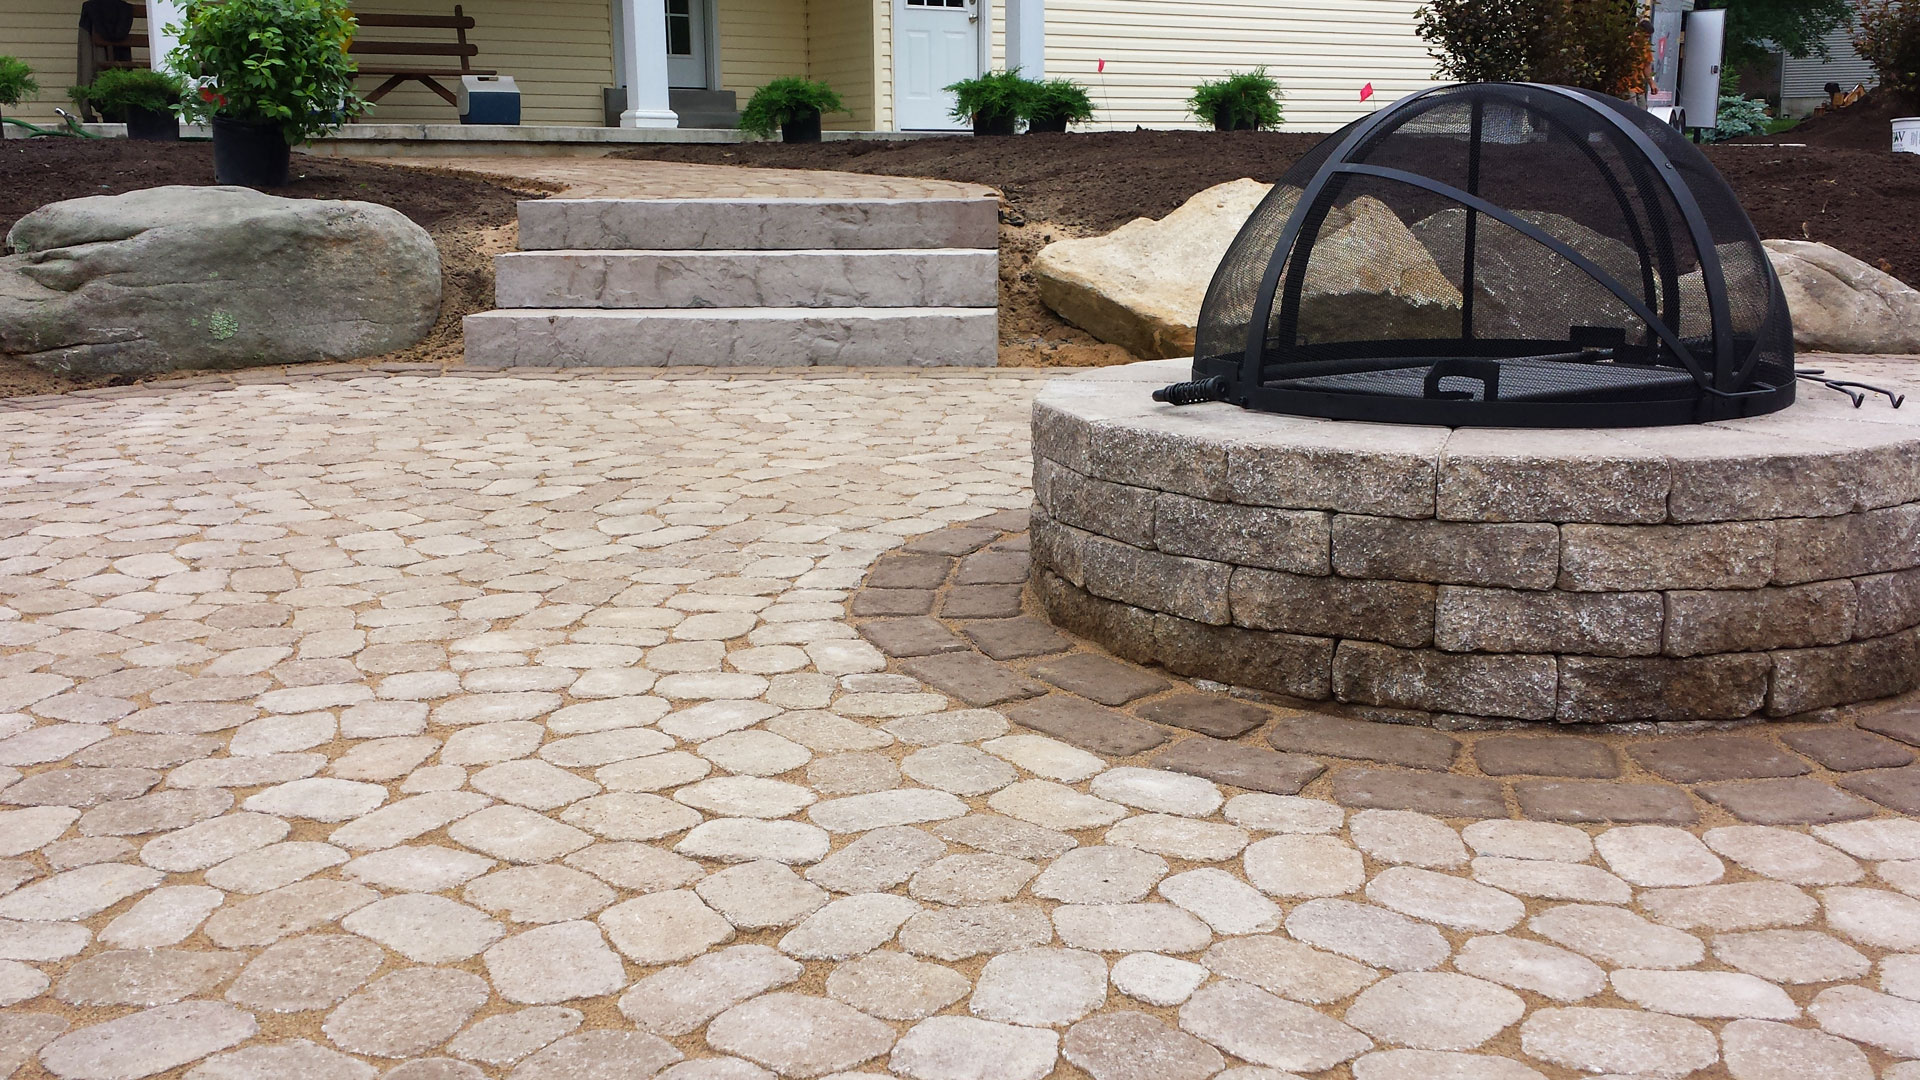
xmin=2 ymin=0 xmax=1435 ymax=133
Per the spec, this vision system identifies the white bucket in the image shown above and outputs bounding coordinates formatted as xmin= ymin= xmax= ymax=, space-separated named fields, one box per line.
xmin=1895 ymin=117 xmax=1920 ymax=155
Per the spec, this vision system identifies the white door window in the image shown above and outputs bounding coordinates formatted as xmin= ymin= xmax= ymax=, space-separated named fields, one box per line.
xmin=666 ymin=0 xmax=708 ymax=89
xmin=894 ymin=0 xmax=979 ymax=130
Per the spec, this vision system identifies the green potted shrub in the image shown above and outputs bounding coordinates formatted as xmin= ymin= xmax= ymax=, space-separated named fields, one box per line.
xmin=1025 ymin=78 xmax=1094 ymax=133
xmin=171 ymin=0 xmax=367 ymax=187
xmin=947 ymin=69 xmax=1036 ymax=136
xmin=69 ymin=68 xmax=184 ymax=140
xmin=0 ymin=56 xmax=38 ymax=126
xmin=739 ymin=76 xmax=844 ymax=142
xmin=1189 ymin=67 xmax=1283 ymax=131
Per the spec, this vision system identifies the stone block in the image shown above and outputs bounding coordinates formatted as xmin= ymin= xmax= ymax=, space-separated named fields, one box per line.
xmin=1854 ymin=567 xmax=1920 ymax=639
xmin=1558 ymin=522 xmax=1776 ymax=591
xmin=849 ymin=589 xmax=934 ymax=617
xmin=1626 ymin=737 xmax=1812 ymax=783
xmin=1227 ymin=422 xmax=1445 ymax=518
xmin=1006 ymin=696 xmax=1169 ymax=757
xmin=1857 ymin=707 xmax=1920 ymax=748
xmin=1040 ymin=460 xmax=1156 ymax=549
xmin=1781 ymin=728 xmax=1915 ymax=772
xmin=1648 ymin=427 xmax=1860 ymax=523
xmin=1329 ymin=769 xmax=1506 ymax=818
xmin=495 ymin=248 xmax=998 ymax=309
xmin=1557 ymin=654 xmax=1770 ymax=723
xmin=1331 ymin=516 xmax=1558 ymax=589
xmin=1666 ymin=581 xmax=1857 ymax=656
xmin=1838 ymin=766 xmax=1920 ymax=814
xmin=463 ymin=307 xmax=998 ymax=369
xmin=1029 ymin=654 xmax=1170 ymax=706
xmin=899 ymin=653 xmax=1047 ymax=708
xmin=1333 ymin=642 xmax=1557 ymax=721
xmin=1699 ymin=778 xmax=1878 ymax=824
xmin=1135 ymin=695 xmax=1273 ymax=739
xmin=1033 ymin=572 xmax=1158 ymax=664
xmin=1513 ymin=781 xmax=1698 ymax=825
xmin=858 ymin=618 xmax=966 ymax=658
xmin=955 ymin=551 xmax=1031 ymax=586
xmin=1151 ymin=615 xmax=1334 ymax=701
xmin=940 ymin=585 xmax=1024 ymax=619
xmin=1155 ymin=493 xmax=1330 ymax=576
xmin=1231 ymin=568 xmax=1435 ymax=649
xmin=1083 ymin=411 xmax=1233 ymax=501
xmin=1773 ymin=504 xmax=1920 ymax=585
xmin=1029 ymin=514 xmax=1087 ymax=589
xmin=1473 ymin=736 xmax=1620 ymax=778
xmin=516 ymin=196 xmax=999 ymax=251
xmin=869 ymin=555 xmax=955 ymax=590
xmin=1434 ymin=587 xmax=1662 ymax=657
xmin=1151 ymin=738 xmax=1325 ymax=795
xmin=1436 ymin=429 xmax=1668 ymax=524
xmin=963 ymin=618 xmax=1071 ymax=661
xmin=1768 ymin=631 xmax=1920 ymax=716
xmin=905 ymin=527 xmax=1001 ymax=556
xmin=1083 ymin=536 xmax=1230 ymax=625
xmin=1265 ymin=716 xmax=1459 ymax=771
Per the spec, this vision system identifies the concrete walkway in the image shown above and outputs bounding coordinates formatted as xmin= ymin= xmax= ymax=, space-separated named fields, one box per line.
xmin=385 ymin=155 xmax=998 ymax=202
xmin=0 ymin=366 xmax=1916 ymax=1080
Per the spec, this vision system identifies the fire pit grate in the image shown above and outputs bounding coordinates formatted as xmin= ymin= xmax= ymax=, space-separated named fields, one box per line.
xmin=1164 ymin=82 xmax=1798 ymax=427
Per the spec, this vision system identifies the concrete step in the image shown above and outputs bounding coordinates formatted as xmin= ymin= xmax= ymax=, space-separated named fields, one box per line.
xmin=517 ymin=197 xmax=998 ymax=251
xmin=494 ymin=248 xmax=999 ymax=309
xmin=463 ymin=307 xmax=997 ymax=367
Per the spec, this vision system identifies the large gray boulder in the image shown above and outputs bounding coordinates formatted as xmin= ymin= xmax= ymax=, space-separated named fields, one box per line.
xmin=1764 ymin=239 xmax=1920 ymax=355
xmin=1 ymin=185 xmax=440 ymax=377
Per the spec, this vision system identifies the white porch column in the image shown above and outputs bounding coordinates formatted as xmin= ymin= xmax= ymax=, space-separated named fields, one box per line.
xmin=618 ymin=0 xmax=679 ymax=128
xmin=147 ymin=0 xmax=185 ymax=77
xmin=1006 ymin=0 xmax=1044 ymax=78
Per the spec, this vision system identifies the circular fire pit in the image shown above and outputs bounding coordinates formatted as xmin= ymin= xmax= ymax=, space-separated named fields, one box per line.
xmin=1031 ymin=359 xmax=1920 ymax=724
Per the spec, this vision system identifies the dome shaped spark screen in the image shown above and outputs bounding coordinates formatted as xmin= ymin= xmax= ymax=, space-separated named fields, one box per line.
xmin=1171 ymin=82 xmax=1797 ymax=427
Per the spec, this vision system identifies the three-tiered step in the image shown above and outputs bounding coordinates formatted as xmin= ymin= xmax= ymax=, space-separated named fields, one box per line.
xmin=463 ymin=195 xmax=1001 ymax=367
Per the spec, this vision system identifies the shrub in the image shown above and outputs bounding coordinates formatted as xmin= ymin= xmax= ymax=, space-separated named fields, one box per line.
xmin=738 ymin=76 xmax=844 ymax=137
xmin=1189 ymin=67 xmax=1284 ymax=129
xmin=69 ymin=68 xmax=184 ymax=116
xmin=1417 ymin=0 xmax=1649 ymax=96
xmin=946 ymin=69 xmax=1038 ymax=123
xmin=1855 ymin=0 xmax=1920 ymax=92
xmin=0 ymin=56 xmax=38 ymax=113
xmin=1706 ymin=93 xmax=1772 ymax=139
xmin=171 ymin=0 xmax=366 ymax=144
xmin=1027 ymin=78 xmax=1095 ymax=125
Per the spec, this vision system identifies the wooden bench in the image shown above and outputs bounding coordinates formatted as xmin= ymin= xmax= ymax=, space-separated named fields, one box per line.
xmin=350 ymin=6 xmax=496 ymax=108
xmin=82 ymin=4 xmax=493 ymax=112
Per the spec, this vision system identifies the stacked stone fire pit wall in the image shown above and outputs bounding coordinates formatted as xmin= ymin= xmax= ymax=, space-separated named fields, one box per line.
xmin=1031 ymin=361 xmax=1920 ymax=724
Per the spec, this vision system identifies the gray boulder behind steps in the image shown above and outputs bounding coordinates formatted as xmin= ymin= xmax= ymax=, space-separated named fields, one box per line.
xmin=0 ymin=185 xmax=440 ymax=377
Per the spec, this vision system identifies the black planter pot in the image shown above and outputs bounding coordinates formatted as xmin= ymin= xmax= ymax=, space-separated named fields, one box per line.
xmin=781 ymin=108 xmax=822 ymax=143
xmin=212 ymin=116 xmax=291 ymax=188
xmin=125 ymin=106 xmax=180 ymax=142
xmin=973 ymin=110 xmax=1016 ymax=137
xmin=1026 ymin=113 xmax=1069 ymax=133
xmin=1212 ymin=113 xmax=1257 ymax=131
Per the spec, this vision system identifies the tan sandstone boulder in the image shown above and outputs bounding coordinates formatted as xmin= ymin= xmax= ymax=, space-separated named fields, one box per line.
xmin=1034 ymin=180 xmax=1460 ymax=358
xmin=1765 ymin=240 xmax=1920 ymax=354
xmin=1033 ymin=179 xmax=1274 ymax=359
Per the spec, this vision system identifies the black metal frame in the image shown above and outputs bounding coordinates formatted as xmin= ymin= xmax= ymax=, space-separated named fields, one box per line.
xmin=1187 ymin=82 xmax=1796 ymax=428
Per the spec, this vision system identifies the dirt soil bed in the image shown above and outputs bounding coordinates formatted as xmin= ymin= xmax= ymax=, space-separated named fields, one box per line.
xmin=620 ymin=130 xmax=1920 ymax=364
xmin=0 ymin=139 xmax=544 ymax=397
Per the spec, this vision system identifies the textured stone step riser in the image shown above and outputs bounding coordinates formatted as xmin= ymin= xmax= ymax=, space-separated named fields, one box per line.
xmin=462 ymin=308 xmax=997 ymax=367
xmin=494 ymin=250 xmax=999 ymax=309
xmin=516 ymin=198 xmax=999 ymax=251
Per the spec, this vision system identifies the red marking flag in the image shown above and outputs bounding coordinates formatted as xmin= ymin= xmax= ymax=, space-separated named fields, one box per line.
xmin=1360 ymin=82 xmax=1375 ymax=101
xmin=1097 ymin=59 xmax=1106 ymax=73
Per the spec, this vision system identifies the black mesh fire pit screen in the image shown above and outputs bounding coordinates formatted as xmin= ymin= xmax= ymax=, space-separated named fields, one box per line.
xmin=1166 ymin=82 xmax=1796 ymax=427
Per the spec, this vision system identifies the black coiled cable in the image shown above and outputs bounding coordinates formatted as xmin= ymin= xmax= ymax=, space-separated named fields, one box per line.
xmin=1151 ymin=376 xmax=1231 ymax=405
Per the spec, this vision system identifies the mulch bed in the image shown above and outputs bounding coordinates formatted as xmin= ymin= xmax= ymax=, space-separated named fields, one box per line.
xmin=618 ymin=129 xmax=1920 ymax=291
xmin=0 ymin=139 xmax=540 ymax=396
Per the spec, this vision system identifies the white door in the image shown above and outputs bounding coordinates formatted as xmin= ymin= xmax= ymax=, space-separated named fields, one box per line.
xmin=894 ymin=0 xmax=979 ymax=130
xmin=665 ymin=0 xmax=708 ymax=89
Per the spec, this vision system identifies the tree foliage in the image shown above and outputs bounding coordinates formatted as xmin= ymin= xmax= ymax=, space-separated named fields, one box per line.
xmin=1416 ymin=0 xmax=1650 ymax=96
xmin=1699 ymin=0 xmax=1856 ymax=65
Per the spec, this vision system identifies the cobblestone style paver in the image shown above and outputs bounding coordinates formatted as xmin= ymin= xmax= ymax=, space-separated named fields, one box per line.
xmin=1 ymin=364 xmax=1920 ymax=1080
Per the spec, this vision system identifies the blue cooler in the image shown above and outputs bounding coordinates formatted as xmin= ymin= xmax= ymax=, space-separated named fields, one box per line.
xmin=458 ymin=75 xmax=521 ymax=125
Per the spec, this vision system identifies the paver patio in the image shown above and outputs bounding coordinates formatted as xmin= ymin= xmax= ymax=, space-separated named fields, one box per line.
xmin=0 ymin=365 xmax=1917 ymax=1080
